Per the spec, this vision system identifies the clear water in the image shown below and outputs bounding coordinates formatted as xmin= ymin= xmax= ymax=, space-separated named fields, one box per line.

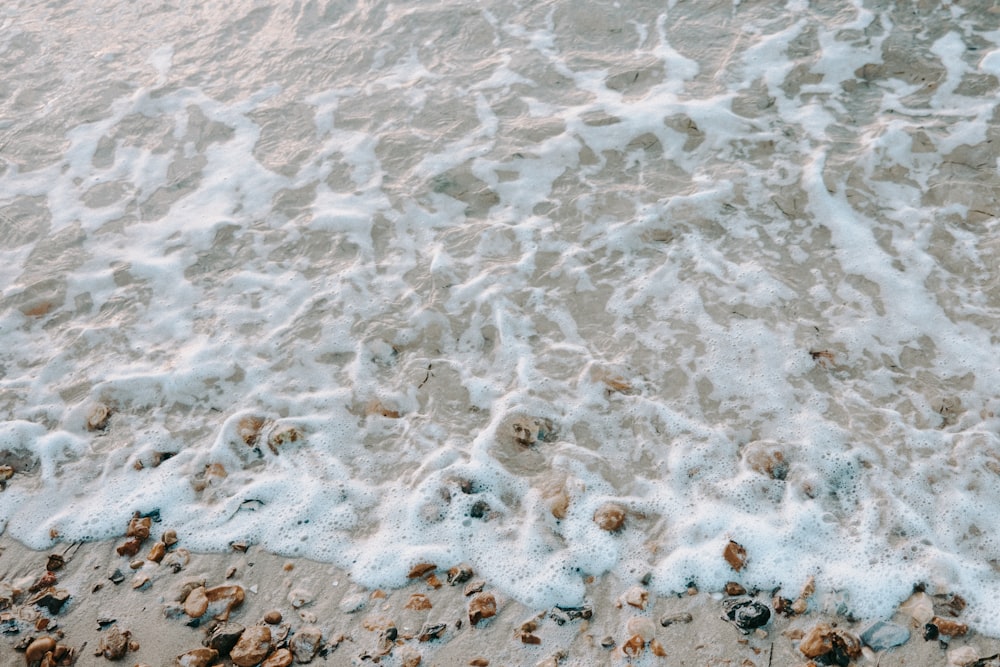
xmin=3 ymin=0 xmax=1000 ymax=631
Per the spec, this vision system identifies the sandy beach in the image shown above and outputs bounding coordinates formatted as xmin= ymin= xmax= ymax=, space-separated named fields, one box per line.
xmin=3 ymin=530 xmax=999 ymax=667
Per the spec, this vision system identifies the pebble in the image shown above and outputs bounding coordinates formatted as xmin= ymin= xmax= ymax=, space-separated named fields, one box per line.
xmin=464 ymin=580 xmax=485 ymax=596
xmin=860 ymin=620 xmax=910 ymax=651
xmin=45 ymin=554 xmax=65 ymax=572
xmin=406 ymin=593 xmax=432 ymax=611
xmin=230 ymin=625 xmax=271 ymax=667
xmin=162 ymin=529 xmax=178 ymax=546
xmin=469 ymin=592 xmax=497 ymax=625
xmin=948 ymin=646 xmax=981 ymax=667
xmin=593 ymin=503 xmax=626 ymax=532
xmin=183 ymin=587 xmax=209 ymax=618
xmin=900 ymin=591 xmax=934 ymax=625
xmin=447 ymin=564 xmax=474 ymax=586
xmin=723 ymin=540 xmax=747 ymax=571
xmin=29 ymin=588 xmax=70 ymax=615
xmin=798 ymin=623 xmax=862 ymax=663
xmin=649 ymin=638 xmax=667 ymax=656
xmin=724 ymin=582 xmax=746 ymax=596
xmin=204 ymin=584 xmax=246 ymax=621
xmin=148 ymin=541 xmax=167 ymax=563
xmin=660 ymin=612 xmax=693 ymax=627
xmin=99 ymin=624 xmax=130 ymax=660
xmin=206 ymin=622 xmax=245 ymax=656
xmin=418 ymin=623 xmax=447 ymax=642
xmin=126 ymin=516 xmax=152 ymax=541
xmin=930 ymin=616 xmax=969 ymax=637
xmin=623 ymin=634 xmax=645 ymax=657
xmin=175 ymin=647 xmax=218 ymax=667
xmin=261 ymin=648 xmax=294 ymax=667
xmin=289 ymin=625 xmax=322 ymax=663
xmin=723 ymin=597 xmax=771 ymax=633
xmin=288 ymin=588 xmax=313 ymax=609
xmin=264 ymin=610 xmax=282 ymax=625
xmin=25 ymin=636 xmax=57 ymax=663
xmin=621 ymin=586 xmax=649 ymax=610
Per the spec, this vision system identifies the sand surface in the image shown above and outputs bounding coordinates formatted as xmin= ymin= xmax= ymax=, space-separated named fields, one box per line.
xmin=3 ymin=534 xmax=999 ymax=667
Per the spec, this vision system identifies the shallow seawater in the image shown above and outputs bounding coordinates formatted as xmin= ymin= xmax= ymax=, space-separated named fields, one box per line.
xmin=3 ymin=0 xmax=1000 ymax=632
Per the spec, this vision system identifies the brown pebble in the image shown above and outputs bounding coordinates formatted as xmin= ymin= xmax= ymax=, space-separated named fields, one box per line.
xmin=468 ymin=659 xmax=489 ymax=666
xmin=183 ymin=587 xmax=209 ymax=618
xmin=468 ymin=592 xmax=497 ymax=625
xmin=129 ymin=560 xmax=144 ymax=570
xmin=406 ymin=593 xmax=432 ymax=611
xmin=225 ymin=566 xmax=237 ymax=579
xmin=260 ymin=648 xmax=293 ymax=667
xmin=162 ymin=529 xmax=178 ymax=546
xmin=264 ymin=610 xmax=282 ymax=625
xmin=723 ymin=540 xmax=747 ymax=571
xmin=623 ymin=634 xmax=645 ymax=657
xmin=798 ymin=623 xmax=861 ymax=661
xmin=426 ymin=573 xmax=443 ymax=589
xmin=650 ymin=638 xmax=667 ymax=657
xmin=282 ymin=562 xmax=293 ymax=571
xmin=724 ymin=582 xmax=746 ymax=596
xmin=230 ymin=541 xmax=248 ymax=553
xmin=148 ymin=542 xmax=166 ymax=563
xmin=204 ymin=584 xmax=245 ymax=621
xmin=116 ymin=538 xmax=142 ymax=558
xmin=230 ymin=625 xmax=271 ymax=667
xmin=35 ymin=617 xmax=49 ymax=631
xmin=464 ymin=580 xmax=485 ymax=596
xmin=175 ymin=647 xmax=218 ymax=667
xmin=660 ymin=612 xmax=693 ymax=627
xmin=520 ymin=632 xmax=541 ymax=645
xmin=931 ymin=616 xmax=968 ymax=637
xmin=131 ymin=574 xmax=150 ymax=589
xmin=127 ymin=516 xmax=152 ymax=541
xmin=99 ymin=625 xmax=131 ymax=660
xmin=128 ymin=640 xmax=140 ymax=652
xmin=46 ymin=554 xmax=65 ymax=572
xmin=593 ymin=503 xmax=626 ymax=532
xmin=407 ymin=563 xmax=437 ymax=579
xmin=25 ymin=636 xmax=57 ymax=663
xmin=447 ymin=564 xmax=474 ymax=585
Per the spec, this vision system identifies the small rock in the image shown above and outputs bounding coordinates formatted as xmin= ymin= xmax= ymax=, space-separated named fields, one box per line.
xmin=288 ymin=589 xmax=313 ymax=609
xmin=261 ymin=648 xmax=294 ymax=667
xmin=109 ymin=569 xmax=125 ymax=585
xmin=930 ymin=616 xmax=968 ymax=637
xmin=267 ymin=425 xmax=302 ymax=454
xmin=338 ymin=592 xmax=367 ymax=613
xmin=406 ymin=593 xmax=432 ymax=611
xmin=29 ymin=588 xmax=70 ymax=615
xmin=400 ymin=646 xmax=422 ymax=667
xmin=163 ymin=549 xmax=190 ymax=573
xmin=660 ymin=612 xmax=693 ymax=627
xmin=593 ymin=504 xmax=626 ymax=532
xmin=205 ymin=622 xmax=245 ymax=656
xmin=418 ymin=623 xmax=447 ymax=642
xmin=264 ymin=610 xmax=282 ymax=625
xmin=464 ymin=580 xmax=485 ymax=596
xmin=25 ymin=636 xmax=57 ymax=664
xmin=948 ymin=645 xmax=981 ymax=667
xmin=798 ymin=622 xmax=861 ymax=664
xmin=129 ymin=560 xmax=144 ymax=570
xmin=116 ymin=539 xmax=142 ymax=558
xmin=205 ymin=584 xmax=245 ymax=621
xmin=900 ymin=592 xmax=934 ymax=625
xmin=622 ymin=634 xmax=645 ymax=657
xmin=724 ymin=582 xmax=746 ymax=596
xmin=230 ymin=625 xmax=271 ymax=667
xmin=45 ymin=555 xmax=65 ymax=572
xmin=860 ymin=620 xmax=910 ymax=651
xmin=127 ymin=516 xmax=152 ymax=541
xmin=131 ymin=574 xmax=150 ymax=590
xmin=289 ymin=625 xmax=322 ymax=663
xmin=469 ymin=659 xmax=489 ymax=666
xmin=520 ymin=632 xmax=541 ymax=645
xmin=163 ymin=529 xmax=178 ymax=546
xmin=723 ymin=540 xmax=747 ymax=571
xmin=29 ymin=571 xmax=58 ymax=592
xmin=621 ymin=586 xmax=648 ymax=610
xmin=175 ymin=647 xmax=218 ymax=667
xmin=550 ymin=605 xmax=592 ymax=624
xmin=407 ymin=563 xmax=437 ymax=579
xmin=723 ymin=597 xmax=771 ymax=632
xmin=649 ymin=638 xmax=667 ymax=657
xmin=447 ymin=564 xmax=473 ymax=585
xmin=99 ymin=625 xmax=130 ymax=660
xmin=469 ymin=592 xmax=497 ymax=625
xmin=87 ymin=403 xmax=111 ymax=431
xmin=535 ymin=650 xmax=567 ymax=667
xmin=0 ymin=465 xmax=13 ymax=482
xmin=148 ymin=542 xmax=167 ymax=563
xmin=183 ymin=587 xmax=209 ymax=618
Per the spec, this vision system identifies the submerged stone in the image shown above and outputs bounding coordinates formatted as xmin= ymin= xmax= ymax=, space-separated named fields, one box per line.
xmin=860 ymin=620 xmax=910 ymax=651
xmin=723 ymin=597 xmax=770 ymax=632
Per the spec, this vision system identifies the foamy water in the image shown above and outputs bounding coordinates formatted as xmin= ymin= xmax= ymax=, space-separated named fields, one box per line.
xmin=4 ymin=0 xmax=1000 ymax=632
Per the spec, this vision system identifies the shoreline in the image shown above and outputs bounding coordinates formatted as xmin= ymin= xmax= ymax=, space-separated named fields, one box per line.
xmin=2 ymin=533 xmax=998 ymax=666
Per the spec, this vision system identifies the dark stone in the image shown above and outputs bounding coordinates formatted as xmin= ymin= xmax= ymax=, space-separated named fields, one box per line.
xmin=205 ymin=622 xmax=245 ymax=656
xmin=109 ymin=569 xmax=125 ymax=585
xmin=923 ymin=622 xmax=939 ymax=641
xmin=551 ymin=605 xmax=593 ymax=623
xmin=723 ymin=597 xmax=771 ymax=632
xmin=469 ymin=500 xmax=489 ymax=519
xmin=46 ymin=554 xmax=65 ymax=571
xmin=29 ymin=588 xmax=70 ymax=615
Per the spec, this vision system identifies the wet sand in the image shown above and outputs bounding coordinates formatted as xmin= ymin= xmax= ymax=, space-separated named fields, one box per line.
xmin=2 ymin=534 xmax=998 ymax=666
